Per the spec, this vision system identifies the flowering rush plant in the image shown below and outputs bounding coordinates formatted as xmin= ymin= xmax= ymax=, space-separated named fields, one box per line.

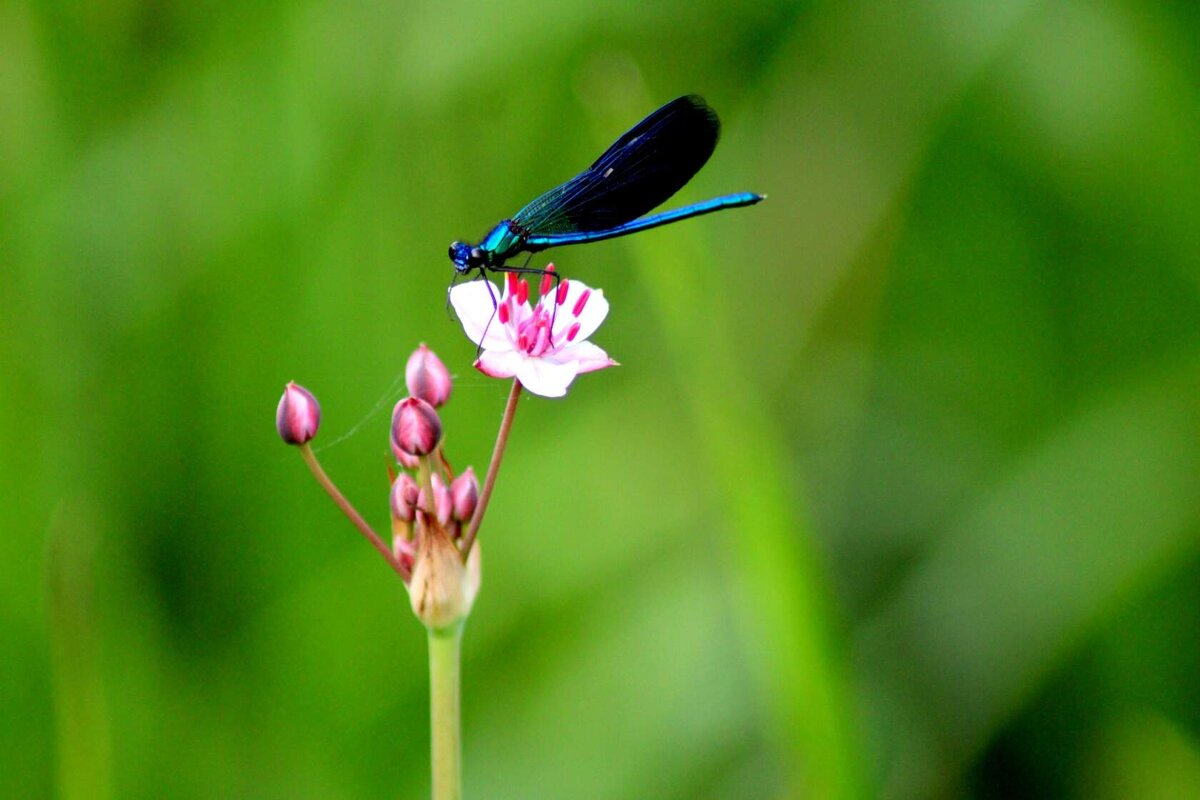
xmin=276 ymin=266 xmax=614 ymax=799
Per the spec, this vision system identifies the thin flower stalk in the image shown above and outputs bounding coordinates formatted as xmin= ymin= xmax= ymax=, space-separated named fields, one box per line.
xmin=459 ymin=378 xmax=522 ymax=559
xmin=298 ymin=443 xmax=409 ymax=581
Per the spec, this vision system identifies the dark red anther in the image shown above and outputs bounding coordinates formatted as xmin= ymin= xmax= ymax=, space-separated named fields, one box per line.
xmin=573 ymin=288 xmax=591 ymax=317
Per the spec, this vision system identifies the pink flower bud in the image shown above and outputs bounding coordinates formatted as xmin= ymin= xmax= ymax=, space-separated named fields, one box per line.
xmin=430 ymin=473 xmax=452 ymax=525
xmin=390 ymin=473 xmax=420 ymax=522
xmin=276 ymin=382 xmax=320 ymax=445
xmin=391 ymin=441 xmax=421 ymax=470
xmin=405 ymin=343 xmax=452 ymax=408
xmin=450 ymin=467 xmax=479 ymax=522
xmin=390 ymin=396 xmax=442 ymax=457
xmin=392 ymin=535 xmax=415 ymax=574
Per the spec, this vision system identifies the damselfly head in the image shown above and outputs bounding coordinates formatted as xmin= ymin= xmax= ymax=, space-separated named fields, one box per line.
xmin=449 ymin=241 xmax=485 ymax=275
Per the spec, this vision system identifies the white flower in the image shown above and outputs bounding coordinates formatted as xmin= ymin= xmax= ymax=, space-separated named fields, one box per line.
xmin=449 ymin=269 xmax=616 ymax=398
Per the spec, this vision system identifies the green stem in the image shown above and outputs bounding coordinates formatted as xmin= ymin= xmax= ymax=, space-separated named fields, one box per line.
xmin=428 ymin=623 xmax=464 ymax=800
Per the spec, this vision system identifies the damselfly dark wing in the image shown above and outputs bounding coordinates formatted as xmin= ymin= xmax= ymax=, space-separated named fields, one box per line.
xmin=512 ymin=95 xmax=720 ymax=236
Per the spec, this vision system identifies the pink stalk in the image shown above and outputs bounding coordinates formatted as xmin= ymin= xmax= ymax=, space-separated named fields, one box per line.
xmin=459 ymin=379 xmax=523 ymax=560
xmin=299 ymin=443 xmax=411 ymax=580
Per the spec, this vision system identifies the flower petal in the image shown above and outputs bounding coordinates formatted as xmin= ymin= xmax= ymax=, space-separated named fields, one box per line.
xmin=516 ymin=356 xmax=579 ymax=398
xmin=548 ymin=341 xmax=616 ymax=375
xmin=450 ymin=281 xmax=511 ymax=350
xmin=552 ymin=280 xmax=609 ymax=344
xmin=475 ymin=349 xmax=521 ymax=379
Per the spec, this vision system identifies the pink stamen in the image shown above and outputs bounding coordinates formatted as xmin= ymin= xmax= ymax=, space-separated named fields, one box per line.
xmin=533 ymin=322 xmax=550 ymax=355
xmin=540 ymin=264 xmax=555 ymax=297
xmin=556 ymin=279 xmax=570 ymax=306
xmin=573 ymin=288 xmax=591 ymax=317
xmin=517 ymin=332 xmax=530 ymax=353
xmin=517 ymin=279 xmax=529 ymax=305
xmin=566 ymin=322 xmax=581 ymax=341
xmin=497 ymin=299 xmax=510 ymax=324
xmin=505 ymin=272 xmax=518 ymax=296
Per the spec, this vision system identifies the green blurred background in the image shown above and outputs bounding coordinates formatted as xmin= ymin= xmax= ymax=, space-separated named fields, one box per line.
xmin=4 ymin=0 xmax=1200 ymax=797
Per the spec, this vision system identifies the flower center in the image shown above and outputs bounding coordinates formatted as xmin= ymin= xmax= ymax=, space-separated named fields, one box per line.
xmin=515 ymin=304 xmax=554 ymax=356
xmin=501 ymin=264 xmax=591 ymax=358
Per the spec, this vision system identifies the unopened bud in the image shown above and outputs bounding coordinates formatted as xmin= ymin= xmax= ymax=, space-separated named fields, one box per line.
xmin=390 ymin=473 xmax=420 ymax=523
xmin=276 ymin=382 xmax=320 ymax=445
xmin=390 ymin=396 xmax=442 ymax=457
xmin=408 ymin=518 xmax=481 ymax=631
xmin=391 ymin=442 xmax=421 ymax=470
xmin=430 ymin=473 xmax=452 ymax=525
xmin=393 ymin=535 xmax=415 ymax=574
xmin=406 ymin=343 xmax=452 ymax=408
xmin=450 ymin=467 xmax=479 ymax=522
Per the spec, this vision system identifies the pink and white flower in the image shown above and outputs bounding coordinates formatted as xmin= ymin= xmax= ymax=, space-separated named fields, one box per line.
xmin=449 ymin=267 xmax=616 ymax=398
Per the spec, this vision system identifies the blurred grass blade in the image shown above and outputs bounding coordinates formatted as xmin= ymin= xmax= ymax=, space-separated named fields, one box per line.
xmin=47 ymin=496 xmax=112 ymax=800
xmin=1076 ymin=708 xmax=1200 ymax=799
xmin=606 ymin=131 xmax=864 ymax=798
xmin=631 ymin=230 xmax=863 ymax=799
xmin=856 ymin=358 xmax=1200 ymax=798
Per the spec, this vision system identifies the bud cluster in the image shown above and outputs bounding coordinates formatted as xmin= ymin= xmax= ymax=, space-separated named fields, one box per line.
xmin=389 ymin=344 xmax=481 ymax=630
xmin=389 ymin=347 xmax=480 ymax=539
xmin=276 ymin=343 xmax=481 ymax=631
